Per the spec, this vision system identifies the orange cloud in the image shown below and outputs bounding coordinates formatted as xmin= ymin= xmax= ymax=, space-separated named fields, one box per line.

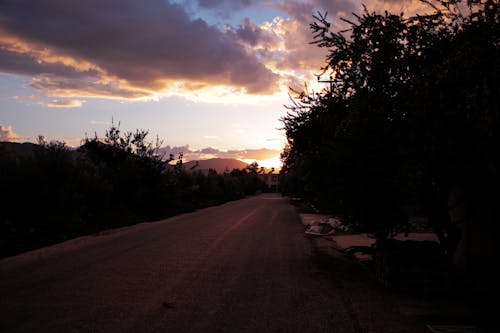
xmin=0 ymin=123 xmax=21 ymax=142
xmin=0 ymin=0 xmax=440 ymax=102
xmin=0 ymin=0 xmax=280 ymax=100
xmin=28 ymin=75 xmax=151 ymax=100
xmin=43 ymin=99 xmax=85 ymax=108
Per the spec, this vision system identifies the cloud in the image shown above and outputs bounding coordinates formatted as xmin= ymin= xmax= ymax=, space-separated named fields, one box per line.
xmin=29 ymin=75 xmax=150 ymax=99
xmin=196 ymin=0 xmax=253 ymax=19
xmin=238 ymin=148 xmax=281 ymax=160
xmin=11 ymin=94 xmax=37 ymax=101
xmin=361 ymin=0 xmax=430 ymax=16
xmin=44 ymin=99 xmax=85 ymax=108
xmin=0 ymin=123 xmax=21 ymax=142
xmin=274 ymin=0 xmax=424 ymax=24
xmin=199 ymin=147 xmax=219 ymax=154
xmin=233 ymin=15 xmax=327 ymax=93
xmin=198 ymin=0 xmax=252 ymax=10
xmin=0 ymin=0 xmax=280 ymax=100
xmin=0 ymin=0 xmax=434 ymax=101
xmin=157 ymin=144 xmax=281 ymax=162
xmin=229 ymin=18 xmax=278 ymax=48
xmin=0 ymin=32 xmax=152 ymax=99
xmin=238 ymin=0 xmax=431 ymax=93
xmin=158 ymin=145 xmax=191 ymax=158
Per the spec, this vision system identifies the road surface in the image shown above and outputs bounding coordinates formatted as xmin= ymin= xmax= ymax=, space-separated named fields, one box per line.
xmin=1 ymin=194 xmax=422 ymax=332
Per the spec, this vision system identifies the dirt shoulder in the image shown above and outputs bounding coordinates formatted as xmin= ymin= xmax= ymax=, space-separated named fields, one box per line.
xmin=290 ymin=198 xmax=488 ymax=332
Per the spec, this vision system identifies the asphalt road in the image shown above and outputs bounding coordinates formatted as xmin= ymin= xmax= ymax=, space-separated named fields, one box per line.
xmin=1 ymin=194 xmax=423 ymax=333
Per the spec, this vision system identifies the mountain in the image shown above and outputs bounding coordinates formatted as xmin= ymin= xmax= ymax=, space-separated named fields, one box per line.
xmin=0 ymin=142 xmax=38 ymax=156
xmin=0 ymin=143 xmax=250 ymax=174
xmin=183 ymin=158 xmax=248 ymax=174
xmin=0 ymin=141 xmax=84 ymax=161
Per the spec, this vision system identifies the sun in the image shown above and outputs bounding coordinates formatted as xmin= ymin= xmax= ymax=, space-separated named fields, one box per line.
xmin=254 ymin=154 xmax=282 ymax=171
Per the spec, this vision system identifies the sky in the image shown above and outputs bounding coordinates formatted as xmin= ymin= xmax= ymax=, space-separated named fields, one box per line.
xmin=0 ymin=0 xmax=428 ymax=168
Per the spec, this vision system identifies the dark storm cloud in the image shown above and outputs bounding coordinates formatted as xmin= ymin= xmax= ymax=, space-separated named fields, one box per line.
xmin=232 ymin=18 xmax=277 ymax=47
xmin=29 ymin=75 xmax=149 ymax=99
xmin=0 ymin=49 xmax=98 ymax=79
xmin=0 ymin=48 xmax=144 ymax=97
xmin=0 ymin=0 xmax=279 ymax=96
xmin=197 ymin=0 xmax=253 ymax=10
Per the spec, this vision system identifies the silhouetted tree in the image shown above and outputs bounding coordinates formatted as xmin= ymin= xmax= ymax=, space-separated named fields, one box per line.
xmin=246 ymin=161 xmax=260 ymax=174
xmin=0 ymin=122 xmax=270 ymax=258
xmin=281 ymin=0 xmax=500 ymax=252
xmin=79 ymin=121 xmax=169 ymax=221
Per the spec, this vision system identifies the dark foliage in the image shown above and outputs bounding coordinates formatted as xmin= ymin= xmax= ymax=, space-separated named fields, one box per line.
xmin=281 ymin=0 xmax=500 ymax=249
xmin=0 ymin=124 xmax=265 ymax=258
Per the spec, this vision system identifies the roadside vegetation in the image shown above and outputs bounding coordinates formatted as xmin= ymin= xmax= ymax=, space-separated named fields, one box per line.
xmin=280 ymin=0 xmax=499 ymax=260
xmin=0 ymin=123 xmax=266 ymax=258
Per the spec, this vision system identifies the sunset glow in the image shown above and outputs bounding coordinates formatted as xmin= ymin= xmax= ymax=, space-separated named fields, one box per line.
xmin=1 ymin=0 xmax=430 ymax=162
xmin=243 ymin=155 xmax=282 ymax=170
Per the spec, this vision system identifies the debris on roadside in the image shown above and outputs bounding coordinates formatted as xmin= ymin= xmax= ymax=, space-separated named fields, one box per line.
xmin=304 ymin=217 xmax=347 ymax=236
xmin=304 ymin=222 xmax=335 ymax=236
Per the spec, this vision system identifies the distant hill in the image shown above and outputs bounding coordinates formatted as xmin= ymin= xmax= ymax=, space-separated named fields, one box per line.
xmin=0 ymin=142 xmax=83 ymax=161
xmin=0 ymin=142 xmax=38 ymax=156
xmin=183 ymin=158 xmax=248 ymax=174
xmin=0 ymin=143 xmax=251 ymax=174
